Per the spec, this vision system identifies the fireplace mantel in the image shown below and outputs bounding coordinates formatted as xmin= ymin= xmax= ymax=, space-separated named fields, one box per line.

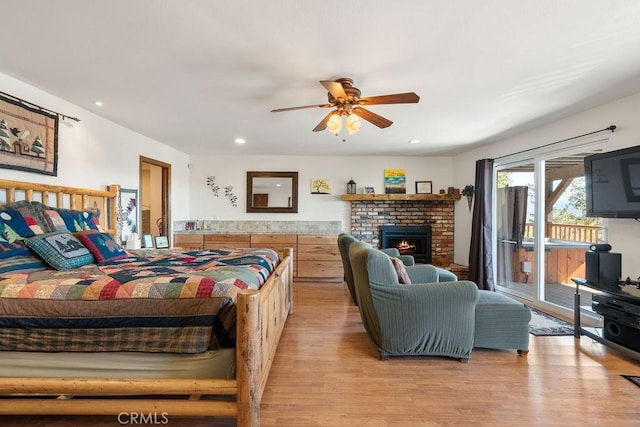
xmin=341 ymin=194 xmax=461 ymax=201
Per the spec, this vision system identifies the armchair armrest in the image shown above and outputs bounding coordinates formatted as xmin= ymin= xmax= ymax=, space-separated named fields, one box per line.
xmin=435 ymin=267 xmax=458 ymax=282
xmin=397 ymin=255 xmax=415 ymax=266
xmin=405 ymin=264 xmax=439 ymax=283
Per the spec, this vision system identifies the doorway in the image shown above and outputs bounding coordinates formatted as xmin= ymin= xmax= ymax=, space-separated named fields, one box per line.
xmin=139 ymin=156 xmax=171 ymax=244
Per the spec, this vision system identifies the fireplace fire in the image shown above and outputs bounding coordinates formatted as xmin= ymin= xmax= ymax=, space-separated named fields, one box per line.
xmin=380 ymin=225 xmax=432 ymax=264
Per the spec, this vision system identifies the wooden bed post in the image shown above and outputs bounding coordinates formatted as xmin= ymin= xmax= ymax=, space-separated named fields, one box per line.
xmin=236 ymin=289 xmax=260 ymax=427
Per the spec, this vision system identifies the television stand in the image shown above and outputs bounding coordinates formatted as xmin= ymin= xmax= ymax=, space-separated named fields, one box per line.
xmin=571 ymin=278 xmax=640 ymax=362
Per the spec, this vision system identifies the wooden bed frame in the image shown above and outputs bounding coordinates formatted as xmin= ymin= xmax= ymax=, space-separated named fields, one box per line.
xmin=0 ymin=179 xmax=294 ymax=426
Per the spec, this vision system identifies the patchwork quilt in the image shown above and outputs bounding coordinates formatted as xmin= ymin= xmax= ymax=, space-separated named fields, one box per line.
xmin=0 ymin=247 xmax=279 ymax=353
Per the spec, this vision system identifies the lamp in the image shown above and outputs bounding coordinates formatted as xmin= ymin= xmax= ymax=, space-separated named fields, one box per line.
xmin=346 ymin=114 xmax=361 ymax=135
xmin=327 ymin=113 xmax=342 ymax=135
xmin=326 ymin=111 xmax=361 ymax=136
xmin=347 ymin=178 xmax=356 ymax=194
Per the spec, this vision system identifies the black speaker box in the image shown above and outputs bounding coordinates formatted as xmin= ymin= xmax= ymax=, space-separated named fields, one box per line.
xmin=585 ymin=251 xmax=621 ymax=287
xmin=604 ymin=318 xmax=640 ymax=353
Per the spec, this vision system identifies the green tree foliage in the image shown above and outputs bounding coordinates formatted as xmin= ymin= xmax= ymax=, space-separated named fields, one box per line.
xmin=552 ymin=177 xmax=601 ymax=226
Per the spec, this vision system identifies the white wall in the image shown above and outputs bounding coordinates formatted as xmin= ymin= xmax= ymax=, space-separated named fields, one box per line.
xmin=187 ymin=154 xmax=456 ymax=230
xmin=453 ymin=91 xmax=640 ymax=278
xmin=0 ymin=71 xmax=191 ymax=233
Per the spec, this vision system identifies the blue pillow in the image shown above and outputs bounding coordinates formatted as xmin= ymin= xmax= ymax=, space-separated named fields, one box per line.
xmin=0 ymin=207 xmax=36 ymax=242
xmin=54 ymin=208 xmax=100 ymax=232
xmin=25 ymin=231 xmax=94 ymax=270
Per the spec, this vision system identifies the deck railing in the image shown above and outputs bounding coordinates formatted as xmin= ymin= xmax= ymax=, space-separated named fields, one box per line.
xmin=524 ymin=223 xmax=605 ymax=243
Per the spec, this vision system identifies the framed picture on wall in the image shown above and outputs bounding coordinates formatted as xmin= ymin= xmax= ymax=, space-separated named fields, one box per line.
xmin=415 ymin=181 xmax=433 ymax=194
xmin=120 ymin=188 xmax=138 ymax=244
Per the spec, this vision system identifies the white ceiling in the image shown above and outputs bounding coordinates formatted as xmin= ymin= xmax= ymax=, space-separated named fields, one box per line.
xmin=2 ymin=1 xmax=640 ymax=157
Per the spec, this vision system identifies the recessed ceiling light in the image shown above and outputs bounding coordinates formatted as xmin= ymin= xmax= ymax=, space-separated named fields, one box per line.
xmin=409 ymin=139 xmax=421 ymax=144
xmin=234 ymin=138 xmax=246 ymax=144
xmin=94 ymin=101 xmax=103 ymax=107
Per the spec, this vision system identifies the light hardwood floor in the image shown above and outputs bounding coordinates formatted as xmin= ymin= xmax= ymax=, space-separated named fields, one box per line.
xmin=2 ymin=281 xmax=640 ymax=426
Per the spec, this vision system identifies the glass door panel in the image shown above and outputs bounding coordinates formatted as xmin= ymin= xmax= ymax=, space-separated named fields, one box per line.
xmin=495 ymin=166 xmax=536 ymax=301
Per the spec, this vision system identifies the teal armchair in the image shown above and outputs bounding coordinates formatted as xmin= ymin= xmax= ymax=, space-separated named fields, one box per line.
xmin=348 ymin=241 xmax=480 ymax=361
xmin=338 ymin=233 xmax=458 ymax=306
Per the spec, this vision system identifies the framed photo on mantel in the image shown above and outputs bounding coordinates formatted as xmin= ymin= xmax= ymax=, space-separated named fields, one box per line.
xmin=415 ymin=181 xmax=433 ymax=194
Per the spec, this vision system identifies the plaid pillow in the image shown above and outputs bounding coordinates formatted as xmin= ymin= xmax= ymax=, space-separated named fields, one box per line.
xmin=75 ymin=231 xmax=128 ymax=263
xmin=24 ymin=231 xmax=94 ymax=270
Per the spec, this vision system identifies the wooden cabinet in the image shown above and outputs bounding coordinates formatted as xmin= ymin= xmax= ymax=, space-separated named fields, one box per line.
xmin=173 ymin=233 xmax=341 ymax=281
xmin=297 ymin=235 xmax=342 ymax=281
xmin=173 ymin=234 xmax=204 ymax=250
xmin=204 ymin=234 xmax=251 ymax=249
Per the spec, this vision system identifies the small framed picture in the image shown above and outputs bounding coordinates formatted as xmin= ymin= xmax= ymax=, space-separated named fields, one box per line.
xmin=415 ymin=181 xmax=433 ymax=194
xmin=155 ymin=236 xmax=169 ymax=249
xmin=365 ymin=186 xmax=375 ymax=194
xmin=142 ymin=233 xmax=154 ymax=248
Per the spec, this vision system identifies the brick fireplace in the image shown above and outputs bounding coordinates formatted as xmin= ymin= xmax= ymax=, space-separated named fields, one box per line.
xmin=348 ymin=198 xmax=455 ymax=267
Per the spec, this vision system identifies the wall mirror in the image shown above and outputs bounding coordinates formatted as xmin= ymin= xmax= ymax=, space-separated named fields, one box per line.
xmin=246 ymin=171 xmax=298 ymax=213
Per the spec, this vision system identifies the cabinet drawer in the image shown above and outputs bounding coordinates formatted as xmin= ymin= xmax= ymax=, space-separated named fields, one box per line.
xmin=297 ymin=244 xmax=340 ymax=261
xmin=173 ymin=234 xmax=204 ymax=249
xmin=297 ymin=260 xmax=343 ymax=278
xmin=204 ymin=234 xmax=251 ymax=249
xmin=251 ymin=234 xmax=297 ymax=246
xmin=297 ymin=235 xmax=337 ymax=245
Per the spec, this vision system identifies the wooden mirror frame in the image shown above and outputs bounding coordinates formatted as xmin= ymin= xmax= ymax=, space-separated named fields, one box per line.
xmin=246 ymin=171 xmax=298 ymax=213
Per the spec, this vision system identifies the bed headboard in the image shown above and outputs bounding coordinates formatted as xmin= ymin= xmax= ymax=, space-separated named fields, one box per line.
xmin=0 ymin=179 xmax=121 ymax=237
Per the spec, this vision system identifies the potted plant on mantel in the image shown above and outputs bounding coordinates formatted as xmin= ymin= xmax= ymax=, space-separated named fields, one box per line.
xmin=462 ymin=185 xmax=474 ymax=211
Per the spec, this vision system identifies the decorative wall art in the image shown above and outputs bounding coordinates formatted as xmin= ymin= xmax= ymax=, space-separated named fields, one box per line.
xmin=384 ymin=169 xmax=407 ymax=194
xmin=415 ymin=181 xmax=433 ymax=194
xmin=0 ymin=93 xmax=59 ymax=176
xmin=120 ymin=188 xmax=138 ymax=243
xmin=225 ymin=186 xmax=238 ymax=207
xmin=311 ymin=178 xmax=331 ymax=194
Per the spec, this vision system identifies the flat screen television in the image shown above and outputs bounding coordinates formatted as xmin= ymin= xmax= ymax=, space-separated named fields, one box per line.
xmin=585 ymin=145 xmax=640 ymax=218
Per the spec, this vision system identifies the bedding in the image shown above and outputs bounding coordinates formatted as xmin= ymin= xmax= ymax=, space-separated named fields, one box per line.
xmin=0 ymin=246 xmax=280 ymax=353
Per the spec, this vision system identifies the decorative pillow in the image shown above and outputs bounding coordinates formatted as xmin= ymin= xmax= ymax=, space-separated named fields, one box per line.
xmin=43 ymin=209 xmax=69 ymax=232
xmin=390 ymin=256 xmax=411 ymax=285
xmin=53 ymin=208 xmax=100 ymax=232
xmin=0 ymin=254 xmax=48 ymax=274
xmin=75 ymin=231 xmax=128 ymax=263
xmin=24 ymin=231 xmax=94 ymax=270
xmin=2 ymin=201 xmax=48 ymax=235
xmin=0 ymin=207 xmax=36 ymax=241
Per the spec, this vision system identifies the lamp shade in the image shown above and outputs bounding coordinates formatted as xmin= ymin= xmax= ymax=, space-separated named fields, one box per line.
xmin=347 ymin=178 xmax=356 ymax=194
xmin=327 ymin=113 xmax=342 ymax=135
xmin=346 ymin=114 xmax=361 ymax=135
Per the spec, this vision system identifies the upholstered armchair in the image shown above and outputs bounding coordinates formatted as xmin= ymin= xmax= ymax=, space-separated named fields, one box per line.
xmin=348 ymin=241 xmax=480 ymax=361
xmin=338 ymin=233 xmax=459 ymax=306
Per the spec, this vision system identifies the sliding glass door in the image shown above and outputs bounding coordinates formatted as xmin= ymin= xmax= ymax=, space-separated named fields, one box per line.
xmin=494 ymin=143 xmax=606 ymax=320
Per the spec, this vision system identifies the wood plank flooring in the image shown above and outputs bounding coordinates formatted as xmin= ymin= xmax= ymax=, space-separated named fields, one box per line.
xmin=2 ymin=280 xmax=640 ymax=426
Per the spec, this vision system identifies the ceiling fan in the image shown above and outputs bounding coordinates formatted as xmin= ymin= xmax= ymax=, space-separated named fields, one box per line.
xmin=271 ymin=78 xmax=419 ymax=135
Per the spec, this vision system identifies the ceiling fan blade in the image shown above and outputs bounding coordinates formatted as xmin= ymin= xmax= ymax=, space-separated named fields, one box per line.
xmin=313 ymin=111 xmax=336 ymax=132
xmin=352 ymin=107 xmax=393 ymax=129
xmin=271 ymin=104 xmax=331 ymax=113
xmin=358 ymin=92 xmax=420 ymax=105
xmin=320 ymin=80 xmax=347 ymax=100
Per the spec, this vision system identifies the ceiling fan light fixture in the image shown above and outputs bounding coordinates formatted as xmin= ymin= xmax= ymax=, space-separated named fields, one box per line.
xmin=326 ymin=113 xmax=342 ymax=135
xmin=346 ymin=114 xmax=361 ymax=135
